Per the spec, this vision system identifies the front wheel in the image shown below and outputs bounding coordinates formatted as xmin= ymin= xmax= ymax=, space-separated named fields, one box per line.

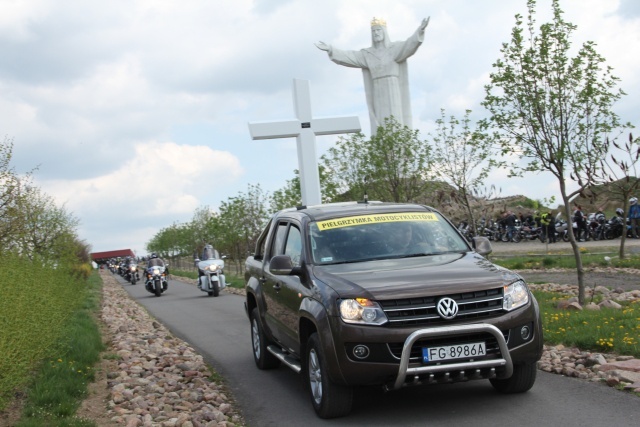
xmin=490 ymin=361 xmax=537 ymax=393
xmin=154 ymin=279 xmax=162 ymax=297
xmin=250 ymin=308 xmax=280 ymax=369
xmin=305 ymin=333 xmax=353 ymax=419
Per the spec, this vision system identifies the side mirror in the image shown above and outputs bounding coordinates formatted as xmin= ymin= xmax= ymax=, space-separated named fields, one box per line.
xmin=269 ymin=255 xmax=294 ymax=276
xmin=472 ymin=236 xmax=492 ymax=256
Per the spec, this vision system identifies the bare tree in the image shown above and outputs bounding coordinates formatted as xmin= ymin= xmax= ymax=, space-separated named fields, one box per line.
xmin=591 ymin=133 xmax=640 ymax=259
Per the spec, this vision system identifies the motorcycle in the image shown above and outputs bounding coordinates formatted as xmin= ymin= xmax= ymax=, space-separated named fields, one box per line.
xmin=195 ymin=246 xmax=226 ymax=297
xmin=124 ymin=262 xmax=139 ymax=285
xmin=603 ymin=215 xmax=632 ymax=240
xmin=144 ymin=262 xmax=168 ymax=297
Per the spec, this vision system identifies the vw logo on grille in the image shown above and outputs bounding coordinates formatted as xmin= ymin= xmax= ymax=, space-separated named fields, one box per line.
xmin=437 ymin=297 xmax=459 ymax=319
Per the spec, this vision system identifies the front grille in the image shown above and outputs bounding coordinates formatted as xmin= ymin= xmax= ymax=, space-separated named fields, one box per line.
xmin=379 ymin=288 xmax=504 ymax=327
xmin=387 ymin=331 xmax=509 ymax=362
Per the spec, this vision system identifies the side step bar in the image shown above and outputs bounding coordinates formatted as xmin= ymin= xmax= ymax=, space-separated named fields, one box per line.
xmin=267 ymin=345 xmax=302 ymax=373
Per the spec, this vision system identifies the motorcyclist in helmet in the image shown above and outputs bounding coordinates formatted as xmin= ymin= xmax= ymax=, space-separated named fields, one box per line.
xmin=147 ymin=252 xmax=169 ymax=274
xmin=629 ymin=197 xmax=640 ymax=238
xmin=196 ymin=244 xmax=220 ymax=285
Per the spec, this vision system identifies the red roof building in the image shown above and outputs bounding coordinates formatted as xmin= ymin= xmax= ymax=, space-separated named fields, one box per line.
xmin=91 ymin=249 xmax=135 ymax=261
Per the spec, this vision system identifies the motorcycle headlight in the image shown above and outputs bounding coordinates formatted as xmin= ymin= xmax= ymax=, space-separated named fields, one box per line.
xmin=503 ymin=280 xmax=529 ymax=311
xmin=207 ymin=264 xmax=220 ymax=272
xmin=339 ymin=298 xmax=387 ymax=325
xmin=152 ymin=268 xmax=160 ymax=275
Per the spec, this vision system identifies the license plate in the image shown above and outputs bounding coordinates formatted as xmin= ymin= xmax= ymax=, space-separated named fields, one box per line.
xmin=422 ymin=342 xmax=486 ymax=363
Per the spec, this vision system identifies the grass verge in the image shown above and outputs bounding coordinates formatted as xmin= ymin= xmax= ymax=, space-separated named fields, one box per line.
xmin=533 ymin=291 xmax=640 ymax=358
xmin=8 ymin=270 xmax=104 ymax=427
xmin=492 ymin=251 xmax=640 ymax=270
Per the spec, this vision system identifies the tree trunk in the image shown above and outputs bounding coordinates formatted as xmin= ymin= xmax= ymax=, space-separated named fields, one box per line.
xmin=559 ymin=182 xmax=586 ymax=305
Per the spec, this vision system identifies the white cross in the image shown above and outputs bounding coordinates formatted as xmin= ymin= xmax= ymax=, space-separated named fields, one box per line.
xmin=248 ymin=79 xmax=361 ymax=206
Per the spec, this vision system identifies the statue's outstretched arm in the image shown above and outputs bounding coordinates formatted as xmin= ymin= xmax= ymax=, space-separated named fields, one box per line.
xmin=419 ymin=17 xmax=430 ymax=33
xmin=315 ymin=41 xmax=331 ymax=53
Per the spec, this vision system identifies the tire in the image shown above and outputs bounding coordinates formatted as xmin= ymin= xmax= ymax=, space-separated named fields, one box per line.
xmin=604 ymin=229 xmax=615 ymax=240
xmin=512 ymin=232 xmax=522 ymax=243
xmin=305 ymin=333 xmax=353 ymax=419
xmin=490 ymin=362 xmax=537 ymax=393
xmin=562 ymin=232 xmax=569 ymax=242
xmin=212 ymin=280 xmax=220 ymax=297
xmin=131 ymin=276 xmax=136 ymax=285
xmin=250 ymin=308 xmax=280 ymax=369
xmin=154 ymin=279 xmax=162 ymax=297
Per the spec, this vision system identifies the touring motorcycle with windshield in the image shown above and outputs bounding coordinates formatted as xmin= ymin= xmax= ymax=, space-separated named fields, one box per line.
xmin=144 ymin=258 xmax=168 ymax=296
xmin=195 ymin=245 xmax=226 ymax=297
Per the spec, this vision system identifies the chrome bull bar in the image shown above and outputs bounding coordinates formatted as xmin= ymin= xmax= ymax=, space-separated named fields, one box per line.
xmin=392 ymin=323 xmax=513 ymax=390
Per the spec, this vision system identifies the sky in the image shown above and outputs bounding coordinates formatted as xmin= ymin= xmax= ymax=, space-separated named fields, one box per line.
xmin=1 ymin=0 xmax=639 ymax=256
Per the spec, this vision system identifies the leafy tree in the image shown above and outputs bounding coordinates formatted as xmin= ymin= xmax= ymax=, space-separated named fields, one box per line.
xmin=15 ymin=185 xmax=80 ymax=260
xmin=270 ymin=166 xmax=340 ymax=211
xmin=321 ymin=117 xmax=436 ymax=203
xmin=0 ymin=137 xmax=32 ymax=253
xmin=431 ymin=109 xmax=494 ymax=234
xmin=481 ymin=0 xmax=628 ymax=304
xmin=189 ymin=205 xmax=218 ymax=256
xmin=214 ymin=184 xmax=269 ymax=273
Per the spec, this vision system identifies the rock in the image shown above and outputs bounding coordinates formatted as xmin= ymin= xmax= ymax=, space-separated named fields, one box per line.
xmin=606 ymin=377 xmax=620 ymax=387
xmin=566 ymin=302 xmax=583 ymax=310
xmin=584 ymin=302 xmax=600 ymax=311
xmin=598 ymin=300 xmax=622 ymax=309
xmin=585 ymin=354 xmax=607 ymax=367
xmin=617 ymin=371 xmax=640 ymax=383
xmin=599 ymin=359 xmax=640 ymax=373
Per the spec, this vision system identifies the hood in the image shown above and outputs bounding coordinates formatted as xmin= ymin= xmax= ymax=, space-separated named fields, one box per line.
xmin=312 ymin=252 xmax=517 ymax=300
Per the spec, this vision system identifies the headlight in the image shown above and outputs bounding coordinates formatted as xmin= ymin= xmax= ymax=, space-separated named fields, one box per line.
xmin=207 ymin=264 xmax=220 ymax=272
xmin=339 ymin=298 xmax=388 ymax=325
xmin=503 ymin=280 xmax=529 ymax=311
xmin=153 ymin=268 xmax=160 ymax=275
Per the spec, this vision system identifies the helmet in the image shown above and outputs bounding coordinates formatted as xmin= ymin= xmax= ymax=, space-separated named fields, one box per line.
xmin=151 ymin=253 xmax=158 ymax=259
xmin=616 ymin=208 xmax=624 ymax=216
xmin=630 ymin=197 xmax=638 ymax=205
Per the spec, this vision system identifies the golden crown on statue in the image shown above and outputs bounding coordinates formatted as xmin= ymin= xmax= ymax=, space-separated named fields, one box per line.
xmin=371 ymin=17 xmax=387 ymax=27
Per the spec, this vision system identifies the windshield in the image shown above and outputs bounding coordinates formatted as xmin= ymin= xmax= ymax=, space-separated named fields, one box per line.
xmin=147 ymin=258 xmax=165 ymax=268
xmin=202 ymin=247 xmax=219 ymax=260
xmin=309 ymin=211 xmax=469 ymax=265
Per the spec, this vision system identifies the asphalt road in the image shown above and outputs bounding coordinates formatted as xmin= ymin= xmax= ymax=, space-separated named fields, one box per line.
xmin=119 ymin=276 xmax=639 ymax=427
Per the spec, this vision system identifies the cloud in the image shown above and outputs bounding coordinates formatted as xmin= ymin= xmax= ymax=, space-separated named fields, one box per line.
xmin=1 ymin=0 xmax=638 ymax=254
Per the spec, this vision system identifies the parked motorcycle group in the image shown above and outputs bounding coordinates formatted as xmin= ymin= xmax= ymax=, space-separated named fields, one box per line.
xmin=107 ymin=244 xmax=227 ymax=298
xmin=458 ymin=208 xmax=635 ymax=244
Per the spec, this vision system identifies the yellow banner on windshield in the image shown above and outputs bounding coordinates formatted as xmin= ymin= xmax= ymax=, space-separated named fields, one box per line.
xmin=316 ymin=212 xmax=438 ymax=231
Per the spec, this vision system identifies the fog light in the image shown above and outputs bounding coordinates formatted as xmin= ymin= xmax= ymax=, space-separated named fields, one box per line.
xmin=353 ymin=345 xmax=370 ymax=359
xmin=520 ymin=325 xmax=531 ymax=340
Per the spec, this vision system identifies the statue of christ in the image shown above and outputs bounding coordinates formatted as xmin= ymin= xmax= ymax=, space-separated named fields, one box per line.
xmin=316 ymin=17 xmax=429 ymax=134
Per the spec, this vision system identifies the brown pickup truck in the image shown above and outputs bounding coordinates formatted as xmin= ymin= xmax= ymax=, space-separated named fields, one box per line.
xmin=244 ymin=201 xmax=543 ymax=419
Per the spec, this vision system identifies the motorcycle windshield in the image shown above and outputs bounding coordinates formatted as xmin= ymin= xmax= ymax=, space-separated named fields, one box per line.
xmin=202 ymin=248 xmax=220 ymax=260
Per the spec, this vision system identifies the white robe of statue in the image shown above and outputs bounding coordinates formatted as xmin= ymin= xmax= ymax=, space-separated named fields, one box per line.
xmin=316 ymin=18 xmax=429 ymax=134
